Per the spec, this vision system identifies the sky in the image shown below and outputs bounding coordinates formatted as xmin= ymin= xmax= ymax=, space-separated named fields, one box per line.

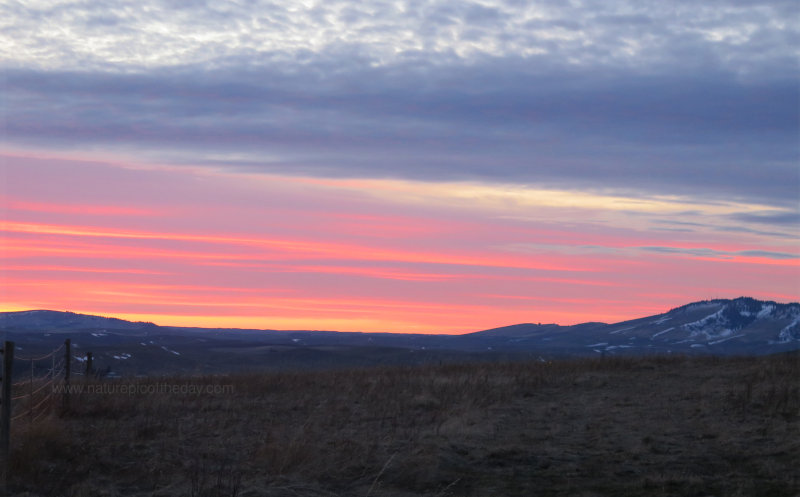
xmin=1 ymin=0 xmax=798 ymax=333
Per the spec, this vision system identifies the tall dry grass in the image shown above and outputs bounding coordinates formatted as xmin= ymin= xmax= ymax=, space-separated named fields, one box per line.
xmin=4 ymin=353 xmax=799 ymax=496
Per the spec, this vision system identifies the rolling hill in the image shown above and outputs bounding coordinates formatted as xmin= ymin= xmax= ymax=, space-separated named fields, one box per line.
xmin=1 ymin=297 xmax=797 ymax=376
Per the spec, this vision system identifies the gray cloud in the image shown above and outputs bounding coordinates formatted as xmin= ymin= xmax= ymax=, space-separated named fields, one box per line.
xmin=729 ymin=210 xmax=800 ymax=226
xmin=714 ymin=225 xmax=797 ymax=239
xmin=649 ymin=216 xmax=799 ymax=239
xmin=638 ymin=246 xmax=799 ymax=260
xmin=1 ymin=0 xmax=798 ymax=207
xmin=504 ymin=242 xmax=799 ymax=260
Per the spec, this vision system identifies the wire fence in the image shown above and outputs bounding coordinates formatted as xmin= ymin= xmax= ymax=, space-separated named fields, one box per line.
xmin=9 ymin=342 xmax=68 ymax=424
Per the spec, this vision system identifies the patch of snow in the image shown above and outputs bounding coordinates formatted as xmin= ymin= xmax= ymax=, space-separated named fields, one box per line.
xmin=593 ymin=349 xmax=602 ymax=353
xmin=653 ymin=316 xmax=672 ymax=325
xmin=291 ymin=338 xmax=301 ymax=343
xmin=112 ymin=353 xmax=132 ymax=360
xmin=714 ymin=328 xmax=733 ymax=338
xmin=757 ymin=304 xmax=775 ymax=319
xmin=587 ymin=342 xmax=608 ymax=347
xmin=684 ymin=309 xmax=724 ymax=329
xmin=140 ymin=342 xmax=147 ymax=346
xmin=708 ymin=334 xmax=745 ymax=345
xmin=91 ymin=331 xmax=108 ymax=337
xmin=605 ymin=345 xmax=633 ymax=350
xmin=73 ymin=355 xmax=87 ymax=362
xmin=651 ymin=327 xmax=674 ymax=339
xmin=690 ymin=344 xmax=706 ymax=348
xmin=609 ymin=326 xmax=635 ymax=335
xmin=160 ymin=346 xmax=180 ymax=356
xmin=681 ymin=309 xmax=740 ymax=342
xmin=775 ymin=317 xmax=800 ymax=343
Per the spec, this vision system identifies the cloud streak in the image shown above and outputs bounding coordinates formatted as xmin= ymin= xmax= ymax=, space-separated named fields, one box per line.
xmin=1 ymin=156 xmax=797 ymax=331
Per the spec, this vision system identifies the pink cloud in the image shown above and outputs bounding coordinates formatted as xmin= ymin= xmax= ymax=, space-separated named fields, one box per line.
xmin=1 ymin=152 xmax=797 ymax=332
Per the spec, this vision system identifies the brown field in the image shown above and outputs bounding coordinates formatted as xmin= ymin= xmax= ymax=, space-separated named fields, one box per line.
xmin=6 ymin=354 xmax=800 ymax=496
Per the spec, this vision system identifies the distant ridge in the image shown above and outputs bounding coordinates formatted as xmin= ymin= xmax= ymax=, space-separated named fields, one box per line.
xmin=0 ymin=309 xmax=157 ymax=332
xmin=667 ymin=297 xmax=791 ymax=314
xmin=1 ymin=297 xmax=798 ymax=375
xmin=470 ymin=297 xmax=799 ymax=353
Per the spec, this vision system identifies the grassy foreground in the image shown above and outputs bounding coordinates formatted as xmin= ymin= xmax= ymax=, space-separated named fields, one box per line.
xmin=7 ymin=354 xmax=800 ymax=496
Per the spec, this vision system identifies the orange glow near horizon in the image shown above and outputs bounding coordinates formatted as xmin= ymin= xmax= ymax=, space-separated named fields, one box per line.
xmin=1 ymin=152 xmax=798 ymax=333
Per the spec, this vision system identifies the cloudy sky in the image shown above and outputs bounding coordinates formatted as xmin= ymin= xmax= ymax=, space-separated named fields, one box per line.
xmin=1 ymin=0 xmax=798 ymax=332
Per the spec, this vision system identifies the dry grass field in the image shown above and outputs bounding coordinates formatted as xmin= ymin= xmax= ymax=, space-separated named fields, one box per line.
xmin=6 ymin=354 xmax=799 ymax=496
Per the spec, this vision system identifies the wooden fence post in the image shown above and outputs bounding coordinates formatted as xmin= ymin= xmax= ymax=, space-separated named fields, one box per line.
xmin=1 ymin=340 xmax=14 ymax=491
xmin=1 ymin=341 xmax=13 ymax=456
xmin=85 ymin=352 xmax=93 ymax=379
xmin=62 ymin=339 xmax=71 ymax=413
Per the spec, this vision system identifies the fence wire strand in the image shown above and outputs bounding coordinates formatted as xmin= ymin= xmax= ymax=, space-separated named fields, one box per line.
xmin=14 ymin=342 xmax=65 ymax=362
xmin=29 ymin=376 xmax=56 ymax=397
xmin=10 ymin=411 xmax=28 ymax=423
xmin=32 ymin=408 xmax=50 ymax=424
xmin=28 ymin=392 xmax=54 ymax=413
xmin=5 ymin=341 xmax=74 ymax=426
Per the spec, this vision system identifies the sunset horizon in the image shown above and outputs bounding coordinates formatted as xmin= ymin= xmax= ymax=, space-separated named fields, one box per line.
xmin=2 ymin=1 xmax=798 ymax=335
xmin=2 ymin=146 xmax=797 ymax=333
xmin=3 ymin=293 xmax=799 ymax=336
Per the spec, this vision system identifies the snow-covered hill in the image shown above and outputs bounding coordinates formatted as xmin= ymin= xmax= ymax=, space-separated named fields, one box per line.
xmin=597 ymin=297 xmax=800 ymax=353
xmin=463 ymin=297 xmax=800 ymax=356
